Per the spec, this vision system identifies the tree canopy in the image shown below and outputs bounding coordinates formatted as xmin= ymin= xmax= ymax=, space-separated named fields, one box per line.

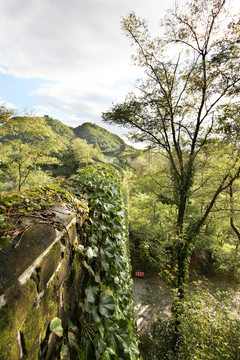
xmin=0 ymin=114 xmax=66 ymax=191
xmin=103 ymin=0 xmax=240 ymax=350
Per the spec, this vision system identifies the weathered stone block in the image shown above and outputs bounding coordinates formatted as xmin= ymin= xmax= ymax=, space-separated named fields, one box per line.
xmin=67 ymin=222 xmax=78 ymax=244
xmin=0 ymin=224 xmax=56 ymax=294
xmin=20 ymin=281 xmax=58 ymax=360
xmin=32 ymin=242 xmax=61 ymax=293
xmin=0 ymin=279 xmax=37 ymax=359
xmin=0 ymin=207 xmax=86 ymax=360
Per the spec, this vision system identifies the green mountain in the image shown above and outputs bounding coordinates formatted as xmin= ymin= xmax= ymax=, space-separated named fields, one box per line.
xmin=5 ymin=115 xmax=132 ymax=155
xmin=43 ymin=116 xmax=76 ymax=142
xmin=72 ymin=122 xmax=127 ymax=154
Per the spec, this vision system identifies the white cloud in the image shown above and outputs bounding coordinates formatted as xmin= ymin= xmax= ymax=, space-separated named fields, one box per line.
xmin=0 ymin=98 xmax=16 ymax=109
xmin=0 ymin=0 xmax=151 ymax=80
xmin=0 ymin=0 xmax=239 ymax=139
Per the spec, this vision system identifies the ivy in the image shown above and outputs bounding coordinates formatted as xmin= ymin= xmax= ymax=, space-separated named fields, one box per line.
xmin=50 ymin=317 xmax=64 ymax=337
xmin=69 ymin=163 xmax=139 ymax=359
xmin=5 ymin=163 xmax=139 ymax=358
xmin=0 ymin=180 xmax=88 ymax=249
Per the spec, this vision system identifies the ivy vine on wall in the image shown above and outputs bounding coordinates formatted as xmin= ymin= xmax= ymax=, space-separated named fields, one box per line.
xmin=68 ymin=163 xmax=139 ymax=360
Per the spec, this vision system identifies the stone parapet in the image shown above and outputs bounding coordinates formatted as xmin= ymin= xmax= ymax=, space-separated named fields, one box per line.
xmin=0 ymin=205 xmax=85 ymax=360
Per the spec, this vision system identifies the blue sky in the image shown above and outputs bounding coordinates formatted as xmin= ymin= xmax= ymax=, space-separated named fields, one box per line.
xmin=0 ymin=0 xmax=239 ymax=142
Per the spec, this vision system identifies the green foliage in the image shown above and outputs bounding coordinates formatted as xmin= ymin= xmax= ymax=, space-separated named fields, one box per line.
xmin=73 ymin=122 xmax=127 ymax=153
xmin=71 ymin=138 xmax=94 ymax=165
xmin=139 ymin=283 xmax=240 ymax=360
xmin=178 ymin=284 xmax=240 ymax=359
xmin=103 ymin=2 xmax=240 ymax=326
xmin=44 ymin=116 xmax=76 ymax=143
xmin=69 ymin=163 xmax=139 ymax=359
xmin=50 ymin=317 xmax=64 ymax=337
xmin=0 ymin=115 xmax=68 ymax=190
xmin=0 ymin=105 xmax=134 ymax=186
xmin=71 ymin=138 xmax=104 ymax=166
xmin=0 ymin=181 xmax=88 ymax=248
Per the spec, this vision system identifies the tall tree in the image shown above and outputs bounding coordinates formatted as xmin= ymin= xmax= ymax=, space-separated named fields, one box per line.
xmin=0 ymin=115 xmax=65 ymax=191
xmin=102 ymin=0 xmax=240 ymax=349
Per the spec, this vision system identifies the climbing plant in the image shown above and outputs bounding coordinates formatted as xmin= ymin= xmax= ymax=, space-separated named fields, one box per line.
xmin=68 ymin=163 xmax=139 ymax=360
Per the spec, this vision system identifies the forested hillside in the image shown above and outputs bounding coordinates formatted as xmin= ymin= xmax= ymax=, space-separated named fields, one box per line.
xmin=72 ymin=122 xmax=128 ymax=153
xmin=0 ymin=113 xmax=136 ymax=191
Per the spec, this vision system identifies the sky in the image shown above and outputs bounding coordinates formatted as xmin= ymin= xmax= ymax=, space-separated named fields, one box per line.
xmin=0 ymin=0 xmax=239 ymax=143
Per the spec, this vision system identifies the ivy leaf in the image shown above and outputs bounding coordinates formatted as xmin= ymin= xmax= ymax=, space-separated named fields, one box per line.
xmin=84 ymin=339 xmax=95 ymax=360
xmin=85 ymin=285 xmax=99 ymax=304
xmin=86 ymin=247 xmax=94 ymax=258
xmin=92 ymin=306 xmax=101 ymax=323
xmin=88 ymin=234 xmax=97 ymax=244
xmin=99 ymin=292 xmax=115 ymax=318
xmin=49 ymin=317 xmax=63 ymax=337
xmin=97 ymin=337 xmax=107 ymax=354
xmin=110 ymin=328 xmax=130 ymax=357
xmin=0 ymin=235 xmax=12 ymax=248
xmin=86 ymin=246 xmax=98 ymax=258
xmin=98 ymin=323 xmax=105 ymax=338
xmin=101 ymin=247 xmax=115 ymax=260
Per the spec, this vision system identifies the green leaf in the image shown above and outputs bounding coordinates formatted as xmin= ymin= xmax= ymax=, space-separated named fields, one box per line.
xmin=86 ymin=246 xmax=98 ymax=258
xmin=98 ymin=323 xmax=105 ymax=339
xmin=84 ymin=339 xmax=95 ymax=360
xmin=99 ymin=292 xmax=115 ymax=318
xmin=92 ymin=306 xmax=101 ymax=323
xmin=101 ymin=247 xmax=115 ymax=259
xmin=85 ymin=285 xmax=99 ymax=304
xmin=110 ymin=328 xmax=130 ymax=357
xmin=97 ymin=337 xmax=107 ymax=354
xmin=0 ymin=235 xmax=12 ymax=248
xmin=49 ymin=317 xmax=63 ymax=337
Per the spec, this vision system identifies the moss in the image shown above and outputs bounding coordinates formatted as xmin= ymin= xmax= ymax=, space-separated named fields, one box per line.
xmin=20 ymin=281 xmax=58 ymax=359
xmin=52 ymin=274 xmax=59 ymax=288
xmin=0 ymin=334 xmax=21 ymax=360
xmin=73 ymin=256 xmax=82 ymax=275
xmin=0 ymin=279 xmax=37 ymax=359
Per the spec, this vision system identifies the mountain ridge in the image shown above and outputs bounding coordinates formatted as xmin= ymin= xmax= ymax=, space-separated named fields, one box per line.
xmin=43 ymin=116 xmax=132 ymax=154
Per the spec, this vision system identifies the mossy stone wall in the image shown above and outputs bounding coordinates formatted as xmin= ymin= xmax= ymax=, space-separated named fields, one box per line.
xmin=0 ymin=205 xmax=85 ymax=360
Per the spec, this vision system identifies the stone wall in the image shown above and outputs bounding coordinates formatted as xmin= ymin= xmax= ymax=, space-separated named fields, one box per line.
xmin=0 ymin=204 xmax=86 ymax=360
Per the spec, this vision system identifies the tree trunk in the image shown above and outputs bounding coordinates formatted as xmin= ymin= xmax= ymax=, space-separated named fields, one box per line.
xmin=172 ymin=242 xmax=191 ymax=353
xmin=172 ymin=191 xmax=191 ymax=352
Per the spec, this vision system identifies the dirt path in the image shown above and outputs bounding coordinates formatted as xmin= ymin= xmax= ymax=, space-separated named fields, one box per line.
xmin=133 ymin=276 xmax=240 ymax=334
xmin=133 ymin=277 xmax=172 ymax=333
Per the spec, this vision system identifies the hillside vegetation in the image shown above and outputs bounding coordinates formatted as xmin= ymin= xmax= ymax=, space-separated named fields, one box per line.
xmin=72 ymin=122 xmax=128 ymax=154
xmin=0 ymin=113 xmax=137 ymax=191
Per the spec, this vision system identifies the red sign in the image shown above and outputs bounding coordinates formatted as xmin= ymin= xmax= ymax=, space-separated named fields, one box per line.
xmin=135 ymin=271 xmax=145 ymax=277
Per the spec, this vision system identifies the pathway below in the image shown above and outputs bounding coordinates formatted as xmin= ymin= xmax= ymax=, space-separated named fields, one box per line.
xmin=133 ymin=277 xmax=172 ymax=333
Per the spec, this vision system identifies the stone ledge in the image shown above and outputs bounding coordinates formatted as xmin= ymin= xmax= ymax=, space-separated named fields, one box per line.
xmin=0 ymin=204 xmax=85 ymax=360
xmin=0 ymin=205 xmax=76 ymax=295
